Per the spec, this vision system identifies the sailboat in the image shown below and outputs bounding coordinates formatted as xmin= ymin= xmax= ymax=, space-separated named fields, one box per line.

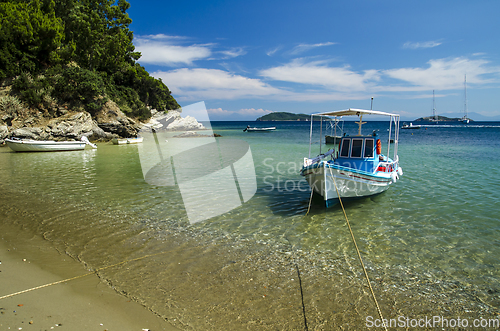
xmin=462 ymin=75 xmax=470 ymax=124
xmin=429 ymin=90 xmax=438 ymax=123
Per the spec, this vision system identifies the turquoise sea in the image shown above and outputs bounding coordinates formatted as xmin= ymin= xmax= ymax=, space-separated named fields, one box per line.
xmin=1 ymin=120 xmax=500 ymax=329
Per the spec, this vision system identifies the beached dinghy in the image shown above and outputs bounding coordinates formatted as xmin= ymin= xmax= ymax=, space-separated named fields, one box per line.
xmin=300 ymin=109 xmax=403 ymax=207
xmin=5 ymin=136 xmax=97 ymax=152
xmin=111 ymin=137 xmax=143 ymax=145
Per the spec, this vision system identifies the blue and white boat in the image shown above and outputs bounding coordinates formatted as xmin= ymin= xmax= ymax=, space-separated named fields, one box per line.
xmin=300 ymin=109 xmax=403 ymax=207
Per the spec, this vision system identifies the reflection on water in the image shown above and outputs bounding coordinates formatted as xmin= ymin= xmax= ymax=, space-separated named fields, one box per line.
xmin=1 ymin=122 xmax=500 ymax=329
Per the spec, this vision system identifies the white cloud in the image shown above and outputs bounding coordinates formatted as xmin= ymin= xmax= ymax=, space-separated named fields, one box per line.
xmin=135 ymin=34 xmax=212 ymax=66
xmin=403 ymin=41 xmax=442 ymax=49
xmin=152 ymin=68 xmax=283 ymax=100
xmin=290 ymin=42 xmax=337 ymax=55
xmin=384 ymin=57 xmax=498 ymax=90
xmin=153 ymin=67 xmax=370 ymax=102
xmin=260 ymin=59 xmax=380 ymax=92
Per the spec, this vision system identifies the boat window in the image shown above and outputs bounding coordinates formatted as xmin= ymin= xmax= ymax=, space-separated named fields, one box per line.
xmin=364 ymin=139 xmax=374 ymax=158
xmin=351 ymin=139 xmax=363 ymax=158
xmin=340 ymin=139 xmax=350 ymax=157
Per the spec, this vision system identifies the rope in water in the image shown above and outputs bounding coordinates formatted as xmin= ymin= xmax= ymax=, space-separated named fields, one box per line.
xmin=305 ymin=186 xmax=314 ymax=216
xmin=0 ymin=251 xmax=169 ymax=300
xmin=329 ymin=167 xmax=388 ymax=331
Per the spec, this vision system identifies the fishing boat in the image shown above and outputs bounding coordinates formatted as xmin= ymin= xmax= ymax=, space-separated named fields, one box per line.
xmin=111 ymin=137 xmax=144 ymax=145
xmin=401 ymin=122 xmax=421 ymax=129
xmin=300 ymin=109 xmax=403 ymax=207
xmin=243 ymin=125 xmax=276 ymax=132
xmin=5 ymin=136 xmax=97 ymax=152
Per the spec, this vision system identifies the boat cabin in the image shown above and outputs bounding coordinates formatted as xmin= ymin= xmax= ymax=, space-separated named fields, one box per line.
xmin=334 ymin=132 xmax=383 ymax=173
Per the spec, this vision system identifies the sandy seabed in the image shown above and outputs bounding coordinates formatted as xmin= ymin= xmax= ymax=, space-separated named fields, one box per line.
xmin=0 ymin=223 xmax=179 ymax=331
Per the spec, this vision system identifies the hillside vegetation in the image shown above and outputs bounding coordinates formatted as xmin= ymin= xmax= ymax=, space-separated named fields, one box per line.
xmin=257 ymin=112 xmax=310 ymax=121
xmin=0 ymin=0 xmax=179 ymax=121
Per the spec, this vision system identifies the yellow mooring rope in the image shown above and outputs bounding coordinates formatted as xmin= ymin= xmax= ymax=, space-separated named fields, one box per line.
xmin=305 ymin=186 xmax=315 ymax=216
xmin=330 ymin=168 xmax=388 ymax=331
xmin=0 ymin=251 xmax=169 ymax=301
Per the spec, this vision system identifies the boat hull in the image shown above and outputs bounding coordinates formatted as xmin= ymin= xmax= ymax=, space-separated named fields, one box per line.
xmin=112 ymin=137 xmax=144 ymax=145
xmin=301 ymin=162 xmax=397 ymax=207
xmin=5 ymin=139 xmax=86 ymax=152
xmin=244 ymin=127 xmax=276 ymax=132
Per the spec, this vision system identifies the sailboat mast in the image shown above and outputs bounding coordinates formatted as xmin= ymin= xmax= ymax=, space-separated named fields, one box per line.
xmin=432 ymin=90 xmax=437 ymax=121
xmin=464 ymin=74 xmax=468 ymax=119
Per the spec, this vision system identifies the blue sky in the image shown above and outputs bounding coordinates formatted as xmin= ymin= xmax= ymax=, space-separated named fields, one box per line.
xmin=127 ymin=0 xmax=500 ymax=120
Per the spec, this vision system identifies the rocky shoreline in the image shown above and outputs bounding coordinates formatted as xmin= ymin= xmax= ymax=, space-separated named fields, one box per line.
xmin=0 ymin=99 xmax=206 ymax=145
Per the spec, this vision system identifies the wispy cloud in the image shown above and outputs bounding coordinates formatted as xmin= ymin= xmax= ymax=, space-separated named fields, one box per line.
xmin=266 ymin=45 xmax=283 ymax=56
xmin=219 ymin=47 xmax=247 ymax=59
xmin=290 ymin=42 xmax=337 ymax=55
xmin=135 ymin=34 xmax=212 ymax=66
xmin=403 ymin=40 xmax=442 ymax=49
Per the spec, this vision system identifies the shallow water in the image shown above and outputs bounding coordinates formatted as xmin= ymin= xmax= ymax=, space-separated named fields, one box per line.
xmin=1 ymin=121 xmax=499 ymax=329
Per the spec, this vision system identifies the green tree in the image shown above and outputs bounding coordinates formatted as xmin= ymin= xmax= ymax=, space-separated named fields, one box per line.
xmin=2 ymin=0 xmax=179 ymax=121
xmin=0 ymin=0 xmax=64 ymax=78
xmin=54 ymin=0 xmax=140 ymax=73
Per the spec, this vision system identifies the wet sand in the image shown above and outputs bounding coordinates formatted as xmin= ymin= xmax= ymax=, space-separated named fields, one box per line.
xmin=0 ymin=223 xmax=179 ymax=331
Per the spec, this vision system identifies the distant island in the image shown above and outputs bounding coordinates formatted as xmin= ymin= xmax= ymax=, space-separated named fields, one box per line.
xmin=257 ymin=112 xmax=310 ymax=121
xmin=414 ymin=115 xmax=473 ymax=122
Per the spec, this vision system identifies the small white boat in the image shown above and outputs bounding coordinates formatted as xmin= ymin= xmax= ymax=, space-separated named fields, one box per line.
xmin=243 ymin=126 xmax=276 ymax=132
xmin=401 ymin=122 xmax=421 ymax=129
xmin=5 ymin=136 xmax=97 ymax=152
xmin=112 ymin=137 xmax=144 ymax=145
xmin=300 ymin=109 xmax=402 ymax=207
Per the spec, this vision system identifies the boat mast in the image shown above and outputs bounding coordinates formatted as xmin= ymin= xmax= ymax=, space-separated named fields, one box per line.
xmin=319 ymin=115 xmax=323 ymax=155
xmin=308 ymin=114 xmax=313 ymax=158
xmin=464 ymin=74 xmax=468 ymax=120
xmin=354 ymin=98 xmax=373 ymax=137
xmin=355 ymin=115 xmax=366 ymax=136
xmin=432 ymin=90 xmax=437 ymax=121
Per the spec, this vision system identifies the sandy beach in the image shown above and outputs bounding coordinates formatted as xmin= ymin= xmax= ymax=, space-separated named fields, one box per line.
xmin=0 ymin=223 xmax=179 ymax=331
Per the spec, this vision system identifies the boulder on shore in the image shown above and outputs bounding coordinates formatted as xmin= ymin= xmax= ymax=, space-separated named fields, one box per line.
xmin=142 ymin=110 xmax=206 ymax=132
xmin=94 ymin=100 xmax=141 ymax=138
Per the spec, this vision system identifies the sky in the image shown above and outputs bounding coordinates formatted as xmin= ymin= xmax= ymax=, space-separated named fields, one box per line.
xmin=126 ymin=0 xmax=500 ymax=121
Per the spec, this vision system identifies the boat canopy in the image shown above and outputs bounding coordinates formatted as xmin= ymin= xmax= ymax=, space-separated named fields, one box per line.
xmin=314 ymin=108 xmax=399 ymax=118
